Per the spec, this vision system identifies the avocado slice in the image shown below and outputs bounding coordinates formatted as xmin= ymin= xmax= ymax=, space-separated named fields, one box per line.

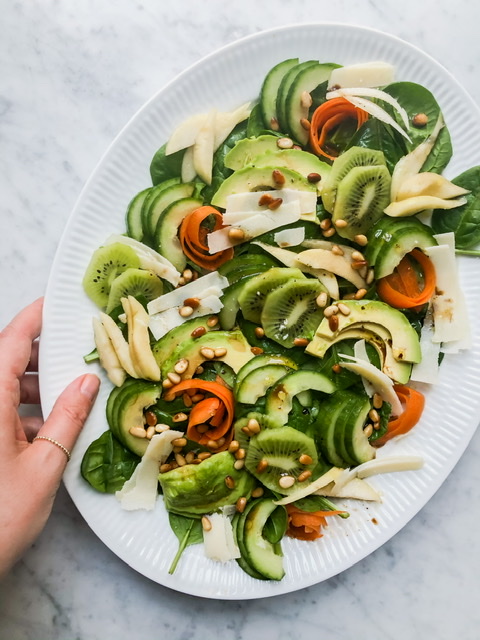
xmin=211 ymin=166 xmax=316 ymax=210
xmin=307 ymin=300 xmax=421 ymax=364
xmin=224 ymin=135 xmax=281 ymax=170
xmin=159 ymin=451 xmax=255 ymax=516
xmin=161 ymin=329 xmax=254 ymax=380
xmin=250 ymin=149 xmax=331 ymax=194
xmin=152 ymin=316 xmax=217 ymax=371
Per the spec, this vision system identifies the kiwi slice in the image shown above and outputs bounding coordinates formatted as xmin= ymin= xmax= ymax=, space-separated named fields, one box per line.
xmin=234 ymin=412 xmax=282 ymax=451
xmin=322 ymin=146 xmax=386 ymax=213
xmin=238 ymin=267 xmax=305 ymax=324
xmin=106 ymin=268 xmax=164 ymax=313
xmin=332 ymin=164 xmax=391 ymax=240
xmin=83 ymin=243 xmax=140 ymax=309
xmin=261 ymin=278 xmax=326 ymax=348
xmin=245 ymin=426 xmax=318 ymax=495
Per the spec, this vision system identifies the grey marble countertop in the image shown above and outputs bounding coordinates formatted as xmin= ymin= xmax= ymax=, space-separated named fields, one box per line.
xmin=1 ymin=2 xmax=479 ymax=639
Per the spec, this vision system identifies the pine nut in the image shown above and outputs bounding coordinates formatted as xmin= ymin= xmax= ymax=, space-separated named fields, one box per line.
xmin=194 ymin=366 xmax=204 ymax=375
xmin=228 ymin=227 xmax=245 ymax=241
xmin=329 ymin=314 xmax=339 ymax=331
xmin=331 ymin=245 xmax=344 ymax=256
xmin=241 ymin=426 xmax=252 ymax=437
xmin=307 ymin=172 xmax=322 ymax=183
xmin=184 ymin=451 xmax=194 ymax=464
xmin=182 ymin=268 xmax=193 ymax=282
xmin=145 ymin=411 xmax=157 ymax=427
xmin=323 ymin=304 xmax=338 ymax=318
xmin=297 ymin=470 xmax=312 ymax=482
xmin=354 ymin=234 xmax=368 ymax=246
xmin=300 ymin=118 xmax=311 ymax=131
xmin=146 ymin=426 xmax=156 ymax=439
xmin=254 ymin=326 xmax=265 ymax=338
xmin=228 ymin=440 xmax=240 ymax=453
xmin=247 ymin=418 xmax=261 ymax=434
xmin=366 ymin=268 xmax=375 ymax=285
xmin=355 ymin=288 xmax=367 ymax=300
xmin=191 ymin=326 xmax=206 ymax=339
xmin=268 ymin=197 xmax=283 ymax=210
xmin=322 ymin=227 xmax=336 ymax=238
xmin=174 ymin=358 xmax=189 ymax=375
xmin=197 ymin=452 xmax=212 ymax=461
xmin=373 ymin=421 xmax=382 ymax=431
xmin=332 ymin=363 xmax=342 ymax=374
xmin=172 ymin=437 xmax=187 ymax=448
xmin=252 ymin=487 xmax=264 ymax=498
xmin=337 ymin=303 xmax=351 ymax=316
xmin=217 ymin=437 xmax=226 ymax=447
xmin=175 ymin=453 xmax=186 ymax=466
xmin=258 ymin=193 xmax=274 ymax=206
xmin=363 ymin=423 xmax=373 ymax=438
xmin=369 ymin=409 xmax=380 ymax=423
xmin=236 ymin=497 xmax=247 ymax=513
xmin=196 ymin=423 xmax=209 ymax=433
xmin=316 ymin=292 xmax=328 ymax=308
xmin=278 ymin=475 xmax=295 ymax=489
xmin=179 ymin=305 xmax=194 ymax=318
xmin=162 ymin=378 xmax=173 ymax=389
xmin=155 ymin=423 xmax=170 ymax=433
xmin=200 ymin=347 xmax=215 ymax=360
xmin=251 ymin=346 xmax=263 ymax=355
xmin=159 ymin=463 xmax=172 ymax=473
xmin=163 ymin=392 xmax=175 ymax=402
xmin=207 ymin=439 xmax=219 ymax=450
xmin=412 ymin=112 xmax=428 ymax=127
xmin=214 ymin=347 xmax=227 ymax=358
xmin=300 ymin=90 xmax=313 ymax=108
xmin=335 ymin=219 xmax=348 ymax=228
xmin=235 ymin=448 xmax=246 ymax=460
xmin=183 ymin=392 xmax=193 ymax=408
xmin=172 ymin=446 xmax=182 ymax=454
xmin=201 ymin=516 xmax=212 ymax=532
xmin=272 ymin=169 xmax=286 ymax=185
xmin=129 ymin=427 xmax=146 ymax=438
xmin=256 ymin=459 xmax=269 ymax=473
xmin=277 ymin=137 xmax=293 ymax=149
xmin=168 ymin=371 xmax=182 ymax=385
xmin=177 ymin=277 xmax=185 ymax=286
xmin=191 ymin=393 xmax=205 ymax=403
xmin=320 ymin=218 xmax=332 ymax=230
xmin=207 ymin=315 xmax=218 ymax=327
xmin=293 ymin=337 xmax=309 ymax=347
xmin=352 ymin=260 xmax=368 ymax=271
xmin=351 ymin=250 xmax=365 ymax=262
xmin=373 ymin=393 xmax=383 ymax=409
xmin=234 ymin=459 xmax=245 ymax=470
xmin=170 ymin=461 xmax=179 ymax=470
xmin=173 ymin=412 xmax=188 ymax=423
xmin=270 ymin=117 xmax=280 ymax=131
xmin=225 ymin=476 xmax=235 ymax=489
xmin=183 ymin=297 xmax=199 ymax=310
xmin=299 ymin=454 xmax=313 ymax=465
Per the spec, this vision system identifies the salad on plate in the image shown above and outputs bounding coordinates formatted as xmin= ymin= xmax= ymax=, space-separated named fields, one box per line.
xmin=78 ymin=57 xmax=479 ymax=582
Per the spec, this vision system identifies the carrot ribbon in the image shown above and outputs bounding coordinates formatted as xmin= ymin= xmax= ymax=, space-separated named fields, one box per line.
xmin=179 ymin=205 xmax=233 ymax=271
xmin=373 ymin=384 xmax=425 ymax=447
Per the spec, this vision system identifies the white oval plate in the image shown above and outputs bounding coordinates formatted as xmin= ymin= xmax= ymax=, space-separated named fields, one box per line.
xmin=40 ymin=23 xmax=480 ymax=599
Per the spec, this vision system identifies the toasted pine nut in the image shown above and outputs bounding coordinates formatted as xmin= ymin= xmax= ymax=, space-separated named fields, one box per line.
xmin=351 ymin=250 xmax=365 ymax=262
xmin=236 ymin=497 xmax=247 ymax=513
xmin=322 ymin=227 xmax=336 ymax=238
xmin=234 ymin=459 xmax=245 ymax=470
xmin=155 ymin=423 xmax=170 ymax=433
xmin=272 ymin=169 xmax=286 ymax=185
xmin=200 ymin=347 xmax=215 ymax=360
xmin=294 ymin=337 xmax=309 ymax=347
xmin=146 ymin=426 xmax=156 ymax=439
xmin=173 ymin=412 xmax=188 ymax=423
xmin=179 ymin=305 xmax=194 ymax=318
xmin=270 ymin=117 xmax=280 ymax=131
xmin=254 ymin=326 xmax=265 ymax=338
xmin=241 ymin=426 xmax=252 ymax=437
xmin=159 ymin=463 xmax=172 ymax=473
xmin=225 ymin=476 xmax=235 ymax=489
xmin=256 ymin=459 xmax=269 ymax=473
xmin=207 ymin=315 xmax=218 ymax=327
xmin=373 ymin=393 xmax=383 ymax=409
xmin=366 ymin=268 xmax=375 ymax=285
xmin=337 ymin=303 xmax=351 ymax=316
xmin=207 ymin=439 xmax=219 ymax=450
xmin=251 ymin=346 xmax=263 ymax=355
xmin=191 ymin=326 xmax=206 ymax=339
xmin=228 ymin=440 xmax=240 ymax=453
xmin=214 ymin=347 xmax=227 ymax=358
xmin=297 ymin=470 xmax=312 ymax=483
xmin=201 ymin=516 xmax=212 ymax=532
xmin=320 ymin=218 xmax=332 ymax=230
xmin=194 ymin=366 xmax=204 ymax=375
xmin=228 ymin=227 xmax=245 ymax=241
xmin=177 ymin=277 xmax=185 ymax=286
xmin=369 ymin=409 xmax=380 ymax=423
xmin=335 ymin=219 xmax=348 ymax=228
xmin=373 ymin=421 xmax=382 ymax=431
xmin=316 ymin=292 xmax=328 ymax=308
xmin=182 ymin=268 xmax=193 ymax=282
xmin=354 ymin=234 xmax=368 ymax=246
xmin=247 ymin=418 xmax=261 ymax=434
xmin=300 ymin=118 xmax=311 ymax=131
xmin=172 ymin=437 xmax=187 ymax=448
xmin=307 ymin=172 xmax=322 ymax=183
xmin=268 ymin=197 xmax=283 ymax=210
xmin=183 ymin=392 xmax=193 ymax=408
xmin=258 ymin=193 xmax=274 ymax=206
xmin=331 ymin=244 xmax=344 ymax=256
xmin=197 ymin=452 xmax=212 ymax=461
xmin=145 ymin=411 xmax=157 ymax=427
xmin=355 ymin=288 xmax=367 ymax=300
xmin=332 ymin=363 xmax=342 ymax=374
xmin=183 ymin=297 xmax=200 ymax=310
xmin=363 ymin=423 xmax=373 ymax=438
xmin=412 ymin=112 xmax=428 ymax=127
xmin=185 ymin=451 xmax=195 ymax=464
xmin=352 ymin=260 xmax=368 ymax=271
xmin=300 ymin=90 xmax=313 ymax=108
xmin=129 ymin=427 xmax=146 ymax=438
xmin=191 ymin=393 xmax=205 ymax=403
xmin=278 ymin=475 xmax=295 ymax=489
xmin=252 ymin=487 xmax=264 ymax=498
xmin=299 ymin=454 xmax=313 ymax=465
xmin=174 ymin=358 xmax=189 ymax=375
xmin=277 ymin=137 xmax=293 ymax=149
xmin=235 ymin=448 xmax=246 ymax=460
xmin=162 ymin=378 xmax=173 ymax=389
xmin=175 ymin=453 xmax=186 ymax=466
xmin=323 ymin=304 xmax=338 ymax=318
xmin=168 ymin=371 xmax=182 ymax=385
xmin=196 ymin=423 xmax=209 ymax=434
xmin=329 ymin=314 xmax=339 ymax=332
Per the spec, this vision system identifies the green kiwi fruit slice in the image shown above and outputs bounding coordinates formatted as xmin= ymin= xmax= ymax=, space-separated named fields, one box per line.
xmin=83 ymin=243 xmax=140 ymax=309
xmin=332 ymin=164 xmax=391 ymax=240
xmin=238 ymin=267 xmax=305 ymax=324
xmin=261 ymin=278 xmax=326 ymax=348
xmin=322 ymin=146 xmax=386 ymax=213
xmin=245 ymin=426 xmax=318 ymax=495
xmin=233 ymin=412 xmax=282 ymax=451
xmin=106 ymin=268 xmax=164 ymax=313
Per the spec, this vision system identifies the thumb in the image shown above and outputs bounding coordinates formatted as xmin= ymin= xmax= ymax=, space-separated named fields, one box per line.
xmin=34 ymin=374 xmax=100 ymax=465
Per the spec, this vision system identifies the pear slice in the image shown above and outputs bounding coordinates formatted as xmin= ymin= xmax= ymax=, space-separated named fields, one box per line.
xmin=385 ymin=195 xmax=467 ymax=217
xmin=213 ymin=102 xmax=251 ymax=151
xmin=296 ymin=248 xmax=367 ymax=289
xmin=122 ymin=296 xmax=145 ymax=379
xmin=395 ymin=172 xmax=470 ymax=201
xmin=126 ymin=296 xmax=161 ymax=382
xmin=328 ymin=62 xmax=395 ymax=89
xmin=100 ymin=312 xmax=139 ymax=379
xmin=193 ymin=109 xmax=217 ymax=185
xmin=181 ymin=145 xmax=196 ymax=183
xmin=92 ymin=317 xmax=126 ymax=387
xmin=165 ymin=113 xmax=208 ymax=155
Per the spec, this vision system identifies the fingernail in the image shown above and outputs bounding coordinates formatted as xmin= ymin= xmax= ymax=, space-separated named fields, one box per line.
xmin=80 ymin=374 xmax=100 ymax=400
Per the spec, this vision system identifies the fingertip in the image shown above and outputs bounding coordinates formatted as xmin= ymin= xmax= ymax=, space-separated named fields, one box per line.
xmin=79 ymin=373 xmax=101 ymax=401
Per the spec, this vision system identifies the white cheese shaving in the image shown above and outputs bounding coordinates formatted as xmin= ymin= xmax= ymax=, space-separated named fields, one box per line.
xmin=225 ymin=188 xmax=317 ymax=215
xmin=147 ymin=271 xmax=228 ymax=315
xmin=328 ymin=62 xmax=395 ymax=89
xmin=315 ymin=477 xmax=381 ymax=502
xmin=410 ymin=305 xmax=441 ymax=384
xmin=149 ymin=294 xmax=223 ymax=340
xmin=327 ymin=87 xmax=409 ymax=129
xmin=203 ymin=512 xmax=240 ymax=563
xmin=274 ymin=227 xmax=305 ymax=247
xmin=274 ymin=467 xmax=344 ymax=506
xmin=116 ymin=431 xmax=183 ymax=511
xmin=353 ymin=339 xmax=376 ymax=396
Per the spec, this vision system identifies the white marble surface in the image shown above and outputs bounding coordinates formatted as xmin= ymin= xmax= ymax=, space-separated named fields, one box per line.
xmin=1 ymin=1 xmax=479 ymax=638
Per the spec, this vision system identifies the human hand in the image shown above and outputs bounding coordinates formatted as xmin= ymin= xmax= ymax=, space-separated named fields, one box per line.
xmin=0 ymin=298 xmax=100 ymax=577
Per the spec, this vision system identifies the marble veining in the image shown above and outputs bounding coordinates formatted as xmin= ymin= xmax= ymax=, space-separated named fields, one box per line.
xmin=1 ymin=2 xmax=479 ymax=639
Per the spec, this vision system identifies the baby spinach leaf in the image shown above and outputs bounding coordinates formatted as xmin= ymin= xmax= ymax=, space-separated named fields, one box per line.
xmin=294 ymin=494 xmax=349 ymax=518
xmin=431 ymin=166 xmax=480 ymax=249
xmin=80 ymin=430 xmax=139 ymax=493
xmin=150 ymin=144 xmax=185 ymax=185
xmin=383 ymin=82 xmax=452 ymax=173
xmin=346 ymin=118 xmax=405 ymax=174
xmin=246 ymin=103 xmax=265 ymax=137
xmin=368 ymin=401 xmax=392 ymax=443
xmin=168 ymin=513 xmax=204 ymax=574
xmin=263 ymin=505 xmax=288 ymax=544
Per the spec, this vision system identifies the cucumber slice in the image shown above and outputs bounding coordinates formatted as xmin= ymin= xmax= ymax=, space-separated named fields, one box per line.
xmin=242 ymin=499 xmax=285 ymax=581
xmin=373 ymin=221 xmax=437 ymax=279
xmin=277 ymin=61 xmax=317 ymax=134
xmin=144 ymin=182 xmax=195 ymax=240
xmin=236 ymin=364 xmax=292 ymax=404
xmin=140 ymin=177 xmax=181 ymax=239
xmin=126 ymin=188 xmax=151 ymax=241
xmin=316 ymin=393 xmax=349 ymax=467
xmin=260 ymin=58 xmax=299 ymax=130
xmin=152 ymin=316 xmax=216 ymax=371
xmin=235 ymin=354 xmax=298 ymax=391
xmin=333 ymin=393 xmax=368 ymax=467
xmin=343 ymin=396 xmax=376 ymax=465
xmin=154 ymin=196 xmax=203 ymax=271
xmin=285 ymin=62 xmax=339 ymax=145
xmin=234 ymin=504 xmax=268 ymax=580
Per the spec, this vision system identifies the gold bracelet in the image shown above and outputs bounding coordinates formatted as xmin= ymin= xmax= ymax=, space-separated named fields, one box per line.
xmin=33 ymin=436 xmax=71 ymax=461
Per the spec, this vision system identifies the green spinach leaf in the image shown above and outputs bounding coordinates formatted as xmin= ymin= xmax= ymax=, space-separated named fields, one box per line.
xmin=263 ymin=505 xmax=288 ymax=544
xmin=346 ymin=118 xmax=405 ymax=174
xmin=294 ymin=494 xmax=349 ymax=518
xmin=431 ymin=165 xmax=480 ymax=249
xmin=368 ymin=401 xmax=392 ymax=443
xmin=168 ymin=513 xmax=204 ymax=574
xmin=80 ymin=430 xmax=139 ymax=493
xmin=150 ymin=143 xmax=185 ymax=185
xmin=246 ymin=103 xmax=265 ymax=137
